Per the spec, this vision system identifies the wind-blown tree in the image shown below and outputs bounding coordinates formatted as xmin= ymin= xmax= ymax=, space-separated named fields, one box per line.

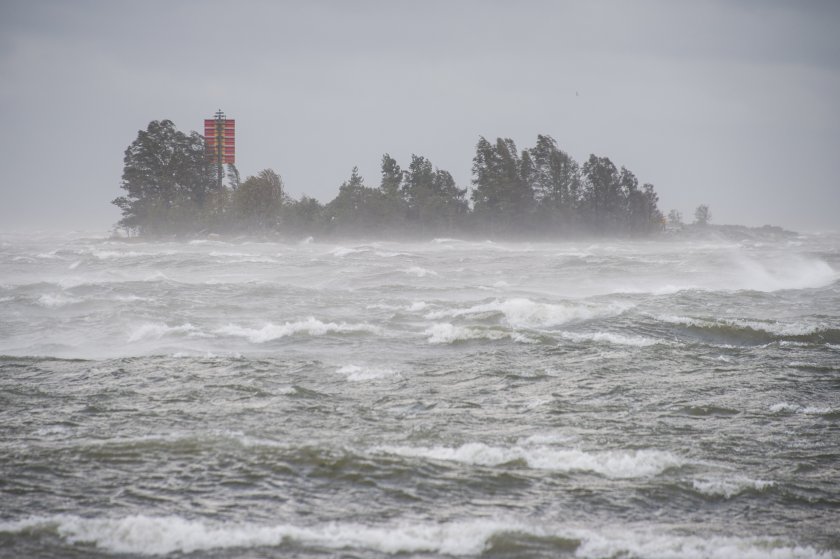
xmin=325 ymin=166 xmax=383 ymax=233
xmin=694 ymin=204 xmax=712 ymax=226
xmin=471 ymin=137 xmax=535 ymax=230
xmin=234 ymin=169 xmax=285 ymax=230
xmin=402 ymin=155 xmax=468 ymax=232
xmin=282 ymin=195 xmax=325 ymax=234
xmin=580 ymin=155 xmax=622 ymax=231
xmin=372 ymin=154 xmax=408 ymax=228
xmin=529 ymin=134 xmax=581 ymax=229
xmin=380 ymin=154 xmax=403 ymax=201
xmin=667 ymin=209 xmax=684 ymax=226
xmin=112 ymin=120 xmax=215 ymax=234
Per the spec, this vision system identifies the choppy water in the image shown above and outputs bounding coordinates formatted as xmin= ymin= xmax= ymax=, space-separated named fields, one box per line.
xmin=1 ymin=231 xmax=839 ymax=558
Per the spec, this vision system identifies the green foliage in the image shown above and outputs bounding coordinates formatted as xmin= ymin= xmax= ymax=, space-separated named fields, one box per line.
xmin=471 ymin=137 xmax=534 ymax=230
xmin=112 ymin=120 xmax=215 ymax=235
xmin=234 ymin=169 xmax=285 ymax=230
xmin=114 ymin=120 xmax=665 ymax=238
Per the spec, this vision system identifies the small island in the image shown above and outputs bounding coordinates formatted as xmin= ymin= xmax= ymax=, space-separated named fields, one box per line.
xmin=113 ymin=119 xmax=751 ymax=240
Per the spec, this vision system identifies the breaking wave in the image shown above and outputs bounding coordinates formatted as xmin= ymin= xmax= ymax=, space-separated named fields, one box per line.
xmin=426 ymin=298 xmax=631 ymax=329
xmin=216 ymin=318 xmax=380 ymax=343
xmin=559 ymin=330 xmax=662 ymax=347
xmin=336 ymin=364 xmax=397 ymax=381
xmin=424 ymin=323 xmax=510 ymax=344
xmin=128 ymin=322 xmax=199 ymax=343
xmin=0 ymin=515 xmax=830 ymax=558
xmin=655 ymin=315 xmax=840 ymax=346
xmin=691 ymin=476 xmax=775 ymax=499
xmin=371 ymin=442 xmax=684 ymax=478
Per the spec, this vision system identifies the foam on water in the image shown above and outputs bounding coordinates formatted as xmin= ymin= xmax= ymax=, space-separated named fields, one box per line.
xmin=770 ymin=402 xmax=834 ymax=415
xmin=572 ymin=527 xmax=832 ymax=559
xmin=336 ymin=364 xmax=397 ymax=382
xmin=726 ymin=254 xmax=837 ymax=292
xmin=692 ymin=476 xmax=775 ymax=498
xmin=372 ymin=442 xmax=683 ymax=478
xmin=128 ymin=322 xmax=199 ymax=343
xmin=0 ymin=515 xmax=830 ymax=558
xmin=403 ymin=266 xmax=439 ymax=277
xmin=559 ymin=330 xmax=662 ymax=347
xmin=37 ymin=293 xmax=82 ymax=308
xmin=424 ymin=323 xmax=509 ymax=344
xmin=328 ymin=246 xmax=367 ymax=257
xmin=426 ymin=298 xmax=631 ymax=329
xmin=217 ymin=318 xmax=379 ymax=343
xmin=407 ymin=301 xmax=427 ymax=311
xmin=655 ymin=314 xmax=836 ymax=339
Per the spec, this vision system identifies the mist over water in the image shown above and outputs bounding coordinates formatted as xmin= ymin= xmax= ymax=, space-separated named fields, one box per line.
xmin=1 ymin=231 xmax=839 ymax=558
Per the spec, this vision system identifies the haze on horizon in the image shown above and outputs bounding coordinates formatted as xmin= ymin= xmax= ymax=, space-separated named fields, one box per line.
xmin=1 ymin=0 xmax=838 ymax=233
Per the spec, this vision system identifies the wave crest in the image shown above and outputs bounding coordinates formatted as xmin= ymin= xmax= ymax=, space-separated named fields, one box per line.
xmin=217 ymin=318 xmax=379 ymax=343
xmin=372 ymin=442 xmax=683 ymax=478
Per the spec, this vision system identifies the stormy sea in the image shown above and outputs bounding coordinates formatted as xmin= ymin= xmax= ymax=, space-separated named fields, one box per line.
xmin=1 ymin=231 xmax=838 ymax=559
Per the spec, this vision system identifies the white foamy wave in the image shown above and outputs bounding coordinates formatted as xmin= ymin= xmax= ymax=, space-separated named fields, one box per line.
xmin=573 ymin=527 xmax=832 ymax=559
xmin=328 ymin=247 xmax=366 ymax=257
xmin=91 ymin=250 xmax=156 ymax=260
xmin=336 ymin=364 xmax=397 ymax=382
xmin=0 ymin=515 xmax=528 ymax=556
xmin=0 ymin=515 xmax=831 ymax=558
xmin=37 ymin=293 xmax=82 ymax=308
xmin=407 ymin=301 xmax=427 ymax=311
xmin=727 ymin=255 xmax=837 ymax=292
xmin=424 ymin=323 xmax=508 ymax=344
xmin=217 ymin=318 xmax=379 ymax=343
xmin=209 ymin=251 xmax=278 ymax=263
xmin=372 ymin=443 xmax=683 ymax=478
xmin=692 ymin=476 xmax=775 ymax=498
xmin=426 ymin=298 xmax=630 ymax=329
xmin=770 ymin=402 xmax=834 ymax=415
xmin=654 ymin=314 xmax=828 ymax=338
xmin=128 ymin=322 xmax=199 ymax=343
xmin=559 ymin=331 xmax=661 ymax=347
xmin=112 ymin=294 xmax=153 ymax=302
xmin=403 ymin=266 xmax=439 ymax=277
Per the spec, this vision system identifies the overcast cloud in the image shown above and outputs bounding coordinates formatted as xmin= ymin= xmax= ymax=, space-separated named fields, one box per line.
xmin=1 ymin=0 xmax=838 ymax=232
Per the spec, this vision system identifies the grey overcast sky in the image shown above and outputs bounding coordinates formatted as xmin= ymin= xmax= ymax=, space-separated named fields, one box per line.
xmin=1 ymin=0 xmax=838 ymax=232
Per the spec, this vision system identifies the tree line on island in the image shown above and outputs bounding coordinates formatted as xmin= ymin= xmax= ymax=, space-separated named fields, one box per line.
xmin=113 ymin=119 xmax=709 ymax=238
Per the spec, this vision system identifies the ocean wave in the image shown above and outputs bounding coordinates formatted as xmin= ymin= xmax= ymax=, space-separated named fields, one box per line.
xmin=572 ymin=527 xmax=832 ymax=559
xmin=559 ymin=330 xmax=662 ymax=347
xmin=328 ymin=247 xmax=368 ymax=257
xmin=336 ymin=364 xmax=397 ymax=382
xmin=726 ymin=254 xmax=837 ymax=292
xmin=37 ymin=293 xmax=82 ymax=308
xmin=424 ymin=323 xmax=510 ymax=344
xmin=426 ymin=298 xmax=630 ymax=329
xmin=403 ymin=266 xmax=439 ymax=277
xmin=769 ymin=402 xmax=835 ymax=415
xmin=691 ymin=476 xmax=775 ymax=498
xmin=208 ymin=251 xmax=278 ymax=264
xmin=371 ymin=442 xmax=683 ymax=478
xmin=127 ymin=322 xmax=200 ymax=343
xmin=0 ymin=515 xmax=517 ymax=556
xmin=654 ymin=314 xmax=840 ymax=346
xmin=1 ymin=515 xmax=829 ymax=558
xmin=216 ymin=318 xmax=379 ymax=343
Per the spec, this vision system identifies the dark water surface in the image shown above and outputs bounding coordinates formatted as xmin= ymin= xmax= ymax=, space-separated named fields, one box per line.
xmin=1 ymin=232 xmax=839 ymax=558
